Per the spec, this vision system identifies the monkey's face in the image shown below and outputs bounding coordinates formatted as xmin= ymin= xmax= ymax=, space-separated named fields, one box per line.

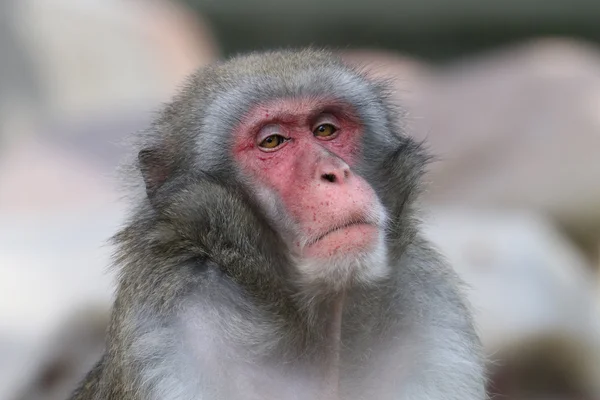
xmin=233 ymin=97 xmax=389 ymax=285
xmin=137 ymin=50 xmax=425 ymax=289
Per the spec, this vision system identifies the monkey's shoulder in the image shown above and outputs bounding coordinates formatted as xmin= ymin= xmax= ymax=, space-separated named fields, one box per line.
xmin=382 ymin=238 xmax=473 ymax=321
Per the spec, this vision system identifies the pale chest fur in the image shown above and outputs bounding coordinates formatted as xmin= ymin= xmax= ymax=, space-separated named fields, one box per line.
xmin=131 ymin=301 xmax=437 ymax=400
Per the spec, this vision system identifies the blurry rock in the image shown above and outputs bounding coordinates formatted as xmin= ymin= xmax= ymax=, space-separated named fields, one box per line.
xmin=10 ymin=308 xmax=109 ymax=400
xmin=340 ymin=49 xmax=432 ymax=105
xmin=0 ymin=0 xmax=42 ymax=151
xmin=0 ymin=207 xmax=119 ymax=399
xmin=411 ymin=38 xmax=600 ymax=259
xmin=9 ymin=0 xmax=219 ymax=124
xmin=422 ymin=208 xmax=600 ymax=398
xmin=0 ymin=135 xmax=119 ymax=212
xmin=489 ymin=335 xmax=599 ymax=400
xmin=0 ymin=209 xmax=118 ymax=335
xmin=0 ymin=0 xmax=220 ymax=211
xmin=0 ymin=0 xmax=221 ymax=214
xmin=340 ymin=49 xmax=438 ymax=161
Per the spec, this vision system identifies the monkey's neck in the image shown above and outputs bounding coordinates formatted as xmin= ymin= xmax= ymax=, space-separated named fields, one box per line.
xmin=319 ymin=291 xmax=346 ymax=400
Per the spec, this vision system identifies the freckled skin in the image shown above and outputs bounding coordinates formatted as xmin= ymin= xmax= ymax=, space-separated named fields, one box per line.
xmin=233 ymin=98 xmax=378 ymax=258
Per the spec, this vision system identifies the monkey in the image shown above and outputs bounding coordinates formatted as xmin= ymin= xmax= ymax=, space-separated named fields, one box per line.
xmin=69 ymin=48 xmax=486 ymax=400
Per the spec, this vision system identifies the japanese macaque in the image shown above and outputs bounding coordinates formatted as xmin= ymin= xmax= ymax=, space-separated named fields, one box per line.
xmin=70 ymin=49 xmax=485 ymax=400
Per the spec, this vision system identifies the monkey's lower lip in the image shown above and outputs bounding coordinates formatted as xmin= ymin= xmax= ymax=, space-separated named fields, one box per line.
xmin=313 ymin=221 xmax=372 ymax=243
xmin=305 ymin=222 xmax=378 ymax=256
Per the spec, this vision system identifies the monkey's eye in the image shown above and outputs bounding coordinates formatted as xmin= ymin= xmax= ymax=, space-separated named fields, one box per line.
xmin=259 ymin=134 xmax=286 ymax=149
xmin=313 ymin=123 xmax=337 ymax=138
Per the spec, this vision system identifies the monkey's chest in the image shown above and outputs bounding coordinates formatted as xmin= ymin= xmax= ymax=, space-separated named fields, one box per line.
xmin=179 ymin=324 xmax=409 ymax=400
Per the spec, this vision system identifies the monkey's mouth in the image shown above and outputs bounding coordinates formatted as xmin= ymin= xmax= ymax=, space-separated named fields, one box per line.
xmin=307 ymin=218 xmax=375 ymax=247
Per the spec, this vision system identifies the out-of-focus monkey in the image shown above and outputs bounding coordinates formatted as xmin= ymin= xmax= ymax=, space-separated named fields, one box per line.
xmin=70 ymin=49 xmax=485 ymax=400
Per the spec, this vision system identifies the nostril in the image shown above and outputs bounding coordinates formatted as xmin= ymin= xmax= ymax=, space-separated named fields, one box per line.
xmin=322 ymin=173 xmax=337 ymax=183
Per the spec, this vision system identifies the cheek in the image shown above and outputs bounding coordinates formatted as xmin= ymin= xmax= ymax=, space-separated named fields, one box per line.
xmin=321 ymin=130 xmax=362 ymax=165
xmin=236 ymin=148 xmax=301 ymax=200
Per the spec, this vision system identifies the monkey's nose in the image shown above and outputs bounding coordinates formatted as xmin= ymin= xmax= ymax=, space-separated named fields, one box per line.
xmin=319 ymin=164 xmax=351 ymax=184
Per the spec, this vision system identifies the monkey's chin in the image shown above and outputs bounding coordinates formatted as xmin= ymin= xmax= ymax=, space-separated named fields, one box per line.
xmin=296 ymin=227 xmax=389 ymax=292
xmin=303 ymin=223 xmax=379 ymax=259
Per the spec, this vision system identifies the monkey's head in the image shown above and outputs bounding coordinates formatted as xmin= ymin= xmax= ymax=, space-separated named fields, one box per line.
xmin=134 ymin=49 xmax=427 ymax=292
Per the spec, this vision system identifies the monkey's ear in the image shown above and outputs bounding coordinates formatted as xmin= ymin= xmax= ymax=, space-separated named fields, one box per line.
xmin=138 ymin=149 xmax=170 ymax=198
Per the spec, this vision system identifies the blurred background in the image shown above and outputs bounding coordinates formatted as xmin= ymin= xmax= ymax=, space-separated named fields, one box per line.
xmin=1 ymin=0 xmax=600 ymax=399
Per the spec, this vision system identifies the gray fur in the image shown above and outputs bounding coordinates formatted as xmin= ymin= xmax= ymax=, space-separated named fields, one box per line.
xmin=70 ymin=48 xmax=486 ymax=399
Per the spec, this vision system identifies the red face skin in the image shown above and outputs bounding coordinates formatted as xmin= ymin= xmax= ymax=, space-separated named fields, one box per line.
xmin=233 ymin=98 xmax=380 ymax=259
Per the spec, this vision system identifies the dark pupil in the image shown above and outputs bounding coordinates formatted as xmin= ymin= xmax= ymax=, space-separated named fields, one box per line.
xmin=319 ymin=126 xmax=326 ymax=132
